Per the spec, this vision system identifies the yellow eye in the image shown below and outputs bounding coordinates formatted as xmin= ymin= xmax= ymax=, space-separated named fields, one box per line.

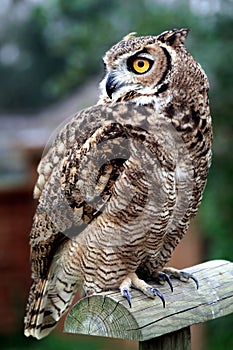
xmin=132 ymin=57 xmax=152 ymax=74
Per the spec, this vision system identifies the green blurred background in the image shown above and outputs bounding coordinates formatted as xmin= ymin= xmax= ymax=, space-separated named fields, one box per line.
xmin=0 ymin=0 xmax=232 ymax=349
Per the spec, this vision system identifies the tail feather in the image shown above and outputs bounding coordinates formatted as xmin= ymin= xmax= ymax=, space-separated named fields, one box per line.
xmin=24 ymin=279 xmax=51 ymax=339
xmin=24 ymin=277 xmax=77 ymax=339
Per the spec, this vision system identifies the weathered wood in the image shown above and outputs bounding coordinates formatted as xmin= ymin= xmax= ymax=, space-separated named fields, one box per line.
xmin=139 ymin=327 xmax=191 ymax=350
xmin=64 ymin=260 xmax=233 ymax=342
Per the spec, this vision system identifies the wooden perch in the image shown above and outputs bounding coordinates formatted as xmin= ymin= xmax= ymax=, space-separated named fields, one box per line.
xmin=64 ymin=260 xmax=233 ymax=348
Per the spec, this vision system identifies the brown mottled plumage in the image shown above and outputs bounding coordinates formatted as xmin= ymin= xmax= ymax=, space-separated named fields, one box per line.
xmin=24 ymin=29 xmax=212 ymax=339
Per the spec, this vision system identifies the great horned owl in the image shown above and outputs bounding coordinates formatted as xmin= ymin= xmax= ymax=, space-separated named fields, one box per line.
xmin=24 ymin=29 xmax=212 ymax=339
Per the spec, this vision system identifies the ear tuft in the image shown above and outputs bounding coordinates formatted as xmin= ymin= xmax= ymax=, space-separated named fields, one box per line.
xmin=122 ymin=32 xmax=138 ymax=41
xmin=157 ymin=28 xmax=189 ymax=47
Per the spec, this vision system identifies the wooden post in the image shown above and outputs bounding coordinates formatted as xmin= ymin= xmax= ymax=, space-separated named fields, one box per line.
xmin=139 ymin=328 xmax=191 ymax=350
xmin=64 ymin=260 xmax=233 ymax=349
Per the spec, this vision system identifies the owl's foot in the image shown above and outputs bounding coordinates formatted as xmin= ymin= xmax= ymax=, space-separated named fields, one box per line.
xmin=120 ymin=272 xmax=165 ymax=308
xmin=155 ymin=267 xmax=199 ymax=290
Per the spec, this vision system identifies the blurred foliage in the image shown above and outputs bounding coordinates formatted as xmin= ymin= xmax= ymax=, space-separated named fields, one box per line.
xmin=0 ymin=0 xmax=232 ymax=349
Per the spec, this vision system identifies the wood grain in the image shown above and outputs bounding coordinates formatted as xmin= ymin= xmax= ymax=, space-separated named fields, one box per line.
xmin=139 ymin=327 xmax=191 ymax=350
xmin=64 ymin=260 xmax=233 ymax=341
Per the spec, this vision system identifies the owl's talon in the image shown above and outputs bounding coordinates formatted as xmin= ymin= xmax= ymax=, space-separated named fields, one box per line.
xmin=122 ymin=288 xmax=132 ymax=308
xmin=162 ymin=267 xmax=199 ymax=290
xmin=157 ymin=272 xmax=173 ymax=292
xmin=179 ymin=271 xmax=199 ymax=289
xmin=146 ymin=287 xmax=166 ymax=308
xmin=83 ymin=289 xmax=94 ymax=297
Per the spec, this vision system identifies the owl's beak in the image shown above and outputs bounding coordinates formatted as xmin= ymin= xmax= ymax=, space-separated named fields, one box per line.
xmin=106 ymin=73 xmax=120 ymax=99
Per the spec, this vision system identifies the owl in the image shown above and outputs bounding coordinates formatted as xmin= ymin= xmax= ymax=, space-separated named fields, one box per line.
xmin=24 ymin=29 xmax=212 ymax=339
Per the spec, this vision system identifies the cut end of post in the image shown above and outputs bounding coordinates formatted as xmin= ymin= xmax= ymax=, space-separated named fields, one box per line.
xmin=64 ymin=294 xmax=142 ymax=341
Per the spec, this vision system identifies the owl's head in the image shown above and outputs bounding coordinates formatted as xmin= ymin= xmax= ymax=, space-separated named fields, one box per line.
xmin=99 ymin=29 xmax=208 ymax=107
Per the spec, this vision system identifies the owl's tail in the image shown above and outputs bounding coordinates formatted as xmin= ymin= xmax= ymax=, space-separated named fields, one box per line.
xmin=24 ymin=277 xmax=77 ymax=339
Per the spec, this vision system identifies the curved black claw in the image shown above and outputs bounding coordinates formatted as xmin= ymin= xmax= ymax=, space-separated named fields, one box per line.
xmin=146 ymin=287 xmax=166 ymax=308
xmin=180 ymin=271 xmax=199 ymax=289
xmin=158 ymin=272 xmax=174 ymax=292
xmin=122 ymin=288 xmax=132 ymax=308
xmin=83 ymin=289 xmax=89 ymax=297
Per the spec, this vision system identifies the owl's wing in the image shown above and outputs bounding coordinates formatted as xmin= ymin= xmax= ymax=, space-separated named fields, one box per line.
xmin=30 ymin=122 xmax=130 ymax=278
xmin=25 ymin=103 xmax=181 ymax=339
xmin=29 ymin=103 xmax=178 ymax=279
